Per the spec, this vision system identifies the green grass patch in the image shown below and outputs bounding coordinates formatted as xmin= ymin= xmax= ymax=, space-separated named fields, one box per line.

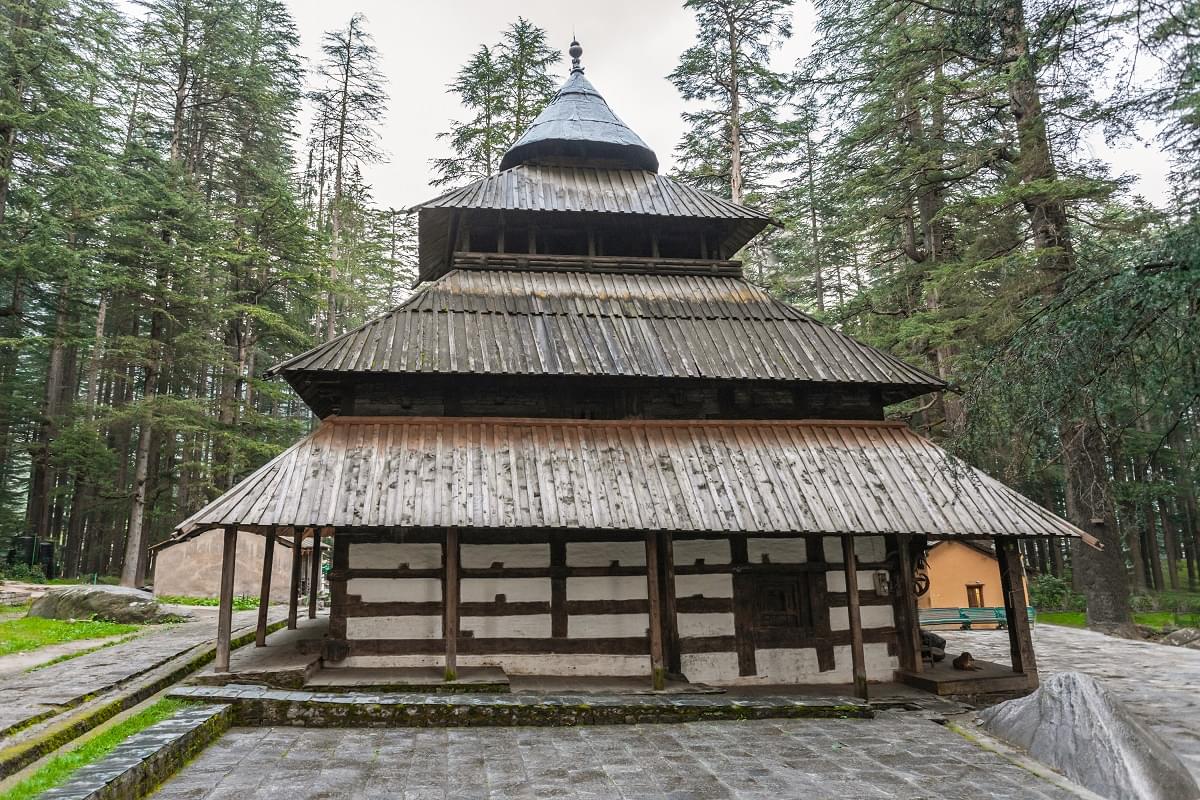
xmin=0 ymin=617 xmax=139 ymax=657
xmin=0 ymin=699 xmax=184 ymax=800
xmin=1039 ymin=610 xmax=1190 ymax=630
xmin=157 ymin=594 xmax=259 ymax=610
xmin=0 ymin=603 xmax=32 ymax=618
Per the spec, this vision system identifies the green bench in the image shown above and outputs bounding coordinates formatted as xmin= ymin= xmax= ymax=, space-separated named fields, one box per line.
xmin=919 ymin=606 xmax=1036 ymax=630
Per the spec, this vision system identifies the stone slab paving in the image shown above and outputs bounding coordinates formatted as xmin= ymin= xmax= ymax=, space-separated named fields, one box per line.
xmin=150 ymin=715 xmax=1081 ymax=800
xmin=943 ymin=624 xmax=1200 ymax=783
xmin=0 ymin=608 xmax=264 ymax=736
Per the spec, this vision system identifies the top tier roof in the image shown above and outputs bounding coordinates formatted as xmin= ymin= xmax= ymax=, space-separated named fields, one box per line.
xmin=499 ymin=43 xmax=659 ymax=173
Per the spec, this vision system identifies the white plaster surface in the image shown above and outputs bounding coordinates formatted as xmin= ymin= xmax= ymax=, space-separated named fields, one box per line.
xmin=461 ymin=615 xmax=552 ymax=639
xmin=673 ymin=573 xmax=732 ymax=598
xmin=829 ymin=604 xmax=894 ymax=631
xmin=676 ymin=612 xmax=735 ymax=638
xmin=672 ymin=538 xmax=730 ymax=565
xmin=680 ymin=651 xmax=741 ymax=684
xmin=823 ymin=537 xmax=842 ymax=563
xmin=338 ymin=654 xmax=653 ymax=677
xmin=567 ymin=576 xmax=646 ymax=601
xmin=348 ymin=542 xmax=441 ymax=570
xmin=568 ymin=613 xmax=648 ymax=638
xmin=346 ymin=577 xmax=441 ymax=603
xmin=459 ymin=544 xmax=548 ymax=569
xmin=566 ymin=541 xmax=646 ymax=567
xmin=346 ymin=615 xmax=441 ymax=640
xmin=460 ymin=577 xmax=550 ymax=603
xmin=747 ymin=538 xmax=807 ymax=564
xmin=825 ymin=569 xmax=885 ymax=593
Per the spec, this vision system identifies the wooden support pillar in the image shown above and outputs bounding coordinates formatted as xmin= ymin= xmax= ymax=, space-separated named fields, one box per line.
xmin=841 ymin=535 xmax=868 ymax=700
xmin=307 ymin=529 xmax=324 ymax=619
xmin=255 ymin=530 xmax=276 ymax=647
xmin=894 ymin=534 xmax=923 ymax=673
xmin=287 ymin=527 xmax=302 ymax=629
xmin=644 ymin=532 xmax=667 ymax=690
xmin=444 ymin=527 xmax=459 ymax=681
xmin=658 ymin=533 xmax=680 ymax=675
xmin=997 ymin=537 xmax=1038 ymax=686
xmin=215 ymin=526 xmax=238 ymax=673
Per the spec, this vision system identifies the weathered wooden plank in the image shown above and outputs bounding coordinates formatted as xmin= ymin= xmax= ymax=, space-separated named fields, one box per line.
xmin=997 ymin=537 xmax=1038 ymax=686
xmin=842 ymin=535 xmax=868 ymax=700
xmin=287 ymin=527 xmax=303 ymax=630
xmin=215 ymin=526 xmax=238 ymax=672
xmin=645 ymin=532 xmax=667 ymax=690
xmin=255 ymin=530 xmax=276 ymax=648
xmin=894 ymin=534 xmax=923 ymax=673
xmin=175 ymin=418 xmax=1095 ymax=547
xmin=444 ymin=527 xmax=460 ymax=681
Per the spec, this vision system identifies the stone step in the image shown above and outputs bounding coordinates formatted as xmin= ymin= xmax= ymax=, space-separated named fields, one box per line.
xmin=168 ymin=683 xmax=871 ymax=727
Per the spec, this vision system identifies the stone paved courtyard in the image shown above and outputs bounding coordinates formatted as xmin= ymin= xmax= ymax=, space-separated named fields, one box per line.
xmin=150 ymin=715 xmax=1080 ymax=800
xmin=942 ymin=623 xmax=1200 ymax=783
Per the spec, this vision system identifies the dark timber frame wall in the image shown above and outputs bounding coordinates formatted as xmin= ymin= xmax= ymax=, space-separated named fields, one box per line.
xmin=321 ymin=527 xmax=902 ymax=686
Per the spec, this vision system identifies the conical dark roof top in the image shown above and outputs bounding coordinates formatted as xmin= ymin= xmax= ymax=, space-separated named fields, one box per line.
xmin=499 ymin=43 xmax=659 ymax=173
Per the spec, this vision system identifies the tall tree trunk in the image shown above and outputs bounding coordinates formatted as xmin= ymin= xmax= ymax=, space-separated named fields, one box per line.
xmin=724 ymin=8 xmax=743 ymax=204
xmin=999 ymin=0 xmax=1132 ymax=629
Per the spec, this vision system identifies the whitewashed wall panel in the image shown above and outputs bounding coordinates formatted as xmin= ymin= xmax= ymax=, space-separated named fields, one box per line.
xmin=347 ymin=615 xmax=441 ymax=639
xmin=568 ymin=613 xmax=648 ymax=638
xmin=566 ymin=541 xmax=645 ymax=566
xmin=747 ymin=538 xmax=807 ymax=564
xmin=671 ymin=539 xmax=730 ymax=565
xmin=347 ymin=577 xmax=440 ymax=602
xmin=460 ymin=577 xmax=551 ymax=603
xmin=567 ymin=576 xmax=647 ymax=601
xmin=461 ymin=615 xmax=552 ymax=638
xmin=673 ymin=573 xmax=732 ymax=598
xmin=460 ymin=544 xmax=549 ymax=569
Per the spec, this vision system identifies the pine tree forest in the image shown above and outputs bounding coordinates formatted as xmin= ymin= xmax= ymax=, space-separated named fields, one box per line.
xmin=2 ymin=0 xmax=1198 ymax=630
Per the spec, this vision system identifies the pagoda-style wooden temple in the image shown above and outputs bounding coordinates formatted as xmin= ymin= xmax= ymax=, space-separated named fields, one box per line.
xmin=173 ymin=44 xmax=1098 ymax=696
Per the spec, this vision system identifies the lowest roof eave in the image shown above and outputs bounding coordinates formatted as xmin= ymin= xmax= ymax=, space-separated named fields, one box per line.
xmin=171 ymin=416 xmax=1101 ymax=550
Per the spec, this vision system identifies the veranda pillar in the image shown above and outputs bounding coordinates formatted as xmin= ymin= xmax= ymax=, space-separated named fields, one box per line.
xmin=288 ymin=527 xmax=303 ymax=629
xmin=644 ymin=532 xmax=667 ymax=690
xmin=215 ymin=526 xmax=238 ymax=672
xmin=255 ymin=529 xmax=276 ymax=647
xmin=841 ymin=534 xmax=868 ymax=700
xmin=308 ymin=528 xmax=327 ymax=619
xmin=997 ymin=537 xmax=1038 ymax=687
xmin=444 ymin=527 xmax=459 ymax=681
xmin=894 ymin=534 xmax=923 ymax=673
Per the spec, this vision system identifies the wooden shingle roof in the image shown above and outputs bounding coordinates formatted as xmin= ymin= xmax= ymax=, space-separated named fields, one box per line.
xmin=415 ymin=165 xmax=776 ymax=280
xmin=269 ymin=269 xmax=945 ymax=399
xmin=172 ymin=417 xmax=1097 ymax=544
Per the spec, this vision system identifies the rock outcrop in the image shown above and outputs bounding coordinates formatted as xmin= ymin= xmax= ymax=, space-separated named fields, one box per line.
xmin=28 ymin=585 xmax=175 ymax=624
xmin=978 ymin=671 xmax=1199 ymax=800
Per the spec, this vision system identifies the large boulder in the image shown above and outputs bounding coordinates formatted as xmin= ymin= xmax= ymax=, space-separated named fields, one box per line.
xmin=1163 ymin=627 xmax=1200 ymax=647
xmin=978 ymin=672 xmax=1199 ymax=800
xmin=27 ymin=585 xmax=173 ymax=624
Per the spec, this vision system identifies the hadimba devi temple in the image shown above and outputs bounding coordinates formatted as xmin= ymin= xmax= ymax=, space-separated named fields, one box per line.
xmin=171 ymin=43 xmax=1098 ymax=698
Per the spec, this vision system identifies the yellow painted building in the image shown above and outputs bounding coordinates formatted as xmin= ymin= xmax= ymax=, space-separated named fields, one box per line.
xmin=918 ymin=541 xmax=1028 ymax=609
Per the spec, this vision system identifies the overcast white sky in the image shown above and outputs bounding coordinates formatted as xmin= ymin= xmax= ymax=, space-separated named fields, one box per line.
xmin=286 ymin=1 xmax=1169 ymax=210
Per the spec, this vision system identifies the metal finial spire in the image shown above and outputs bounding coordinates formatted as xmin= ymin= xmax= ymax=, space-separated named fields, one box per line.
xmin=569 ymin=39 xmax=583 ymax=73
